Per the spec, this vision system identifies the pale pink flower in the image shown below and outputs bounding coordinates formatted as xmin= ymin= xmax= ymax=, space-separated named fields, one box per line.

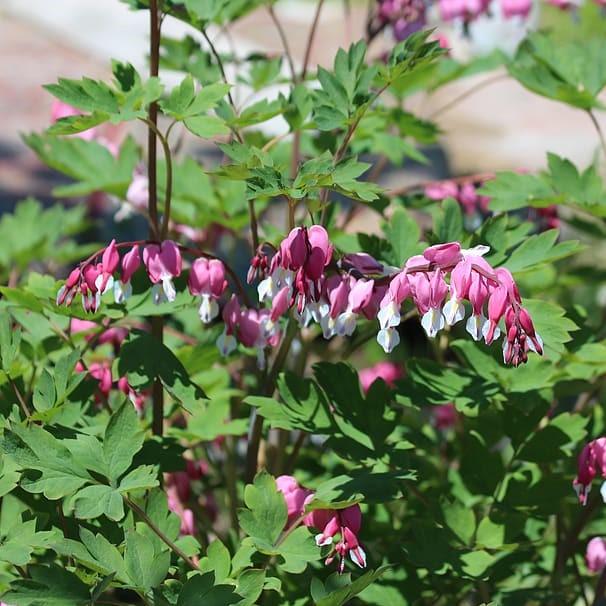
xmin=188 ymin=258 xmax=227 ymax=323
xmin=114 ymin=245 xmax=141 ymax=304
xmin=276 ymin=475 xmax=314 ymax=525
xmin=143 ymin=241 xmax=182 ymax=304
xmin=359 ymin=361 xmax=403 ymax=393
xmin=586 ymin=538 xmax=606 ymax=573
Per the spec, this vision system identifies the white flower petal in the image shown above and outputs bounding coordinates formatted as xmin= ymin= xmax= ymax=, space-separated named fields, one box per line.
xmin=377 ymin=327 xmax=400 ymax=353
xmin=350 ymin=546 xmax=367 ymax=568
xmin=443 ymin=298 xmax=465 ymax=326
xmin=198 ymin=295 xmax=219 ymax=324
xmin=315 ymin=533 xmax=333 ymax=547
xmin=466 ymin=314 xmax=486 ymax=342
xmin=216 ymin=331 xmax=237 ymax=357
xmin=421 ymin=308 xmax=445 ymax=338
xmin=336 ymin=311 xmax=357 ymax=337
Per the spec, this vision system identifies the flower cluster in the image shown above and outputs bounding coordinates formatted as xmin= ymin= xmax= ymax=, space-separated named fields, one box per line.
xmin=425 ymin=179 xmax=491 ymax=217
xmin=56 ymin=240 xmax=227 ymax=323
xmin=573 ymin=438 xmax=606 ymax=505
xmin=377 ymin=0 xmax=427 ymax=40
xmin=252 ymin=227 xmax=542 ymax=366
xmin=276 ymin=475 xmax=366 ymax=573
xmin=57 ymin=226 xmax=542 ymax=368
xmin=216 ymin=296 xmax=281 ymax=369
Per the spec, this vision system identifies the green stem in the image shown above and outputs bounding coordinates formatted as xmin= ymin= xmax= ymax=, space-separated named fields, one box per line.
xmin=588 ymin=109 xmax=606 ymax=159
xmin=245 ymin=318 xmax=298 ymax=483
xmin=301 ymin=0 xmax=325 ymax=80
xmin=268 ymin=5 xmax=297 ymax=82
xmin=147 ymin=0 xmax=160 ymax=240
xmin=150 ymin=316 xmax=164 ymax=437
xmin=319 ymin=83 xmax=389 ymax=225
xmin=125 ymin=497 xmax=199 ymax=572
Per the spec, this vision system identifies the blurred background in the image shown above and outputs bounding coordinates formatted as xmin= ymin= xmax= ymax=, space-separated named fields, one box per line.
xmin=1 ymin=0 xmax=604 ymax=213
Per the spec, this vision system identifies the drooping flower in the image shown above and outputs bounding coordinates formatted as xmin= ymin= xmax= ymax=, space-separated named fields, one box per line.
xmin=586 ymin=538 xmax=606 ymax=573
xmin=143 ymin=241 xmax=182 ymax=304
xmin=114 ymin=245 xmax=141 ymax=304
xmin=188 ymin=258 xmax=227 ymax=323
xmin=216 ymin=296 xmax=280 ymax=369
xmin=500 ymin=0 xmax=532 ymax=20
xmin=305 ymin=504 xmax=367 ymax=572
xmin=573 ymin=438 xmax=606 ymax=505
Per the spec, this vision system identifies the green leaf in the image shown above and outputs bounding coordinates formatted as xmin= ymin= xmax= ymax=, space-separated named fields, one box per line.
xmin=384 ymin=208 xmax=421 ymax=266
xmin=184 ymin=115 xmax=231 ymax=138
xmin=0 ymin=314 xmax=21 ymax=373
xmin=125 ymin=530 xmax=170 ymax=591
xmin=0 ymin=424 xmax=92 ymax=499
xmin=118 ymin=331 xmax=207 ymax=405
xmin=32 ymin=368 xmax=56 ymax=412
xmin=275 ymin=526 xmax=320 ymax=574
xmin=235 ymin=569 xmax=265 ymax=606
xmin=118 ymin=465 xmax=159 ymax=493
xmin=78 ymin=527 xmax=128 ymax=581
xmin=244 ymin=372 xmax=333 ymax=432
xmin=24 ymin=134 xmax=139 ymax=198
xmin=2 ymin=565 xmax=90 ymax=605
xmin=200 ymin=539 xmax=232 ymax=583
xmin=508 ymin=33 xmax=606 ymax=110
xmin=311 ymin=470 xmax=415 ymax=510
xmin=442 ymin=500 xmax=475 ymax=546
xmin=73 ymin=484 xmax=125 ymax=521
xmin=104 ymin=401 xmax=144 ymax=483
xmin=238 ymin=471 xmax=287 ymax=550
xmin=160 ymin=74 xmax=195 ymax=118
xmin=523 ymin=298 xmax=578 ymax=357
xmin=518 ymin=412 xmax=588 ymax=462
xmin=435 ymin=197 xmax=463 ymax=242
xmin=177 ymin=572 xmax=241 ymax=606
xmin=315 ymin=566 xmax=390 ymax=606
xmin=504 ymin=230 xmax=582 ymax=273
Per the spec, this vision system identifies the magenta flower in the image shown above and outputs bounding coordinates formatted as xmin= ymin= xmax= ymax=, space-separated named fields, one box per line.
xmin=114 ymin=245 xmax=141 ymax=304
xmin=143 ymin=241 xmax=182 ymax=304
xmin=276 ymin=475 xmax=314 ymax=526
xmin=188 ymin=258 xmax=227 ymax=323
xmin=433 ymin=403 xmax=459 ymax=430
xmin=305 ymin=504 xmax=367 ymax=572
xmin=216 ymin=297 xmax=280 ymax=369
xmin=574 ymin=438 xmax=606 ymax=505
xmin=586 ymin=538 xmax=606 ymax=573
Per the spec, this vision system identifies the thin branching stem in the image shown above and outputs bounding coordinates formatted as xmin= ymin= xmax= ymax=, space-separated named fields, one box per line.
xmin=588 ymin=109 xmax=606 ymax=158
xmin=125 ymin=497 xmax=200 ymax=572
